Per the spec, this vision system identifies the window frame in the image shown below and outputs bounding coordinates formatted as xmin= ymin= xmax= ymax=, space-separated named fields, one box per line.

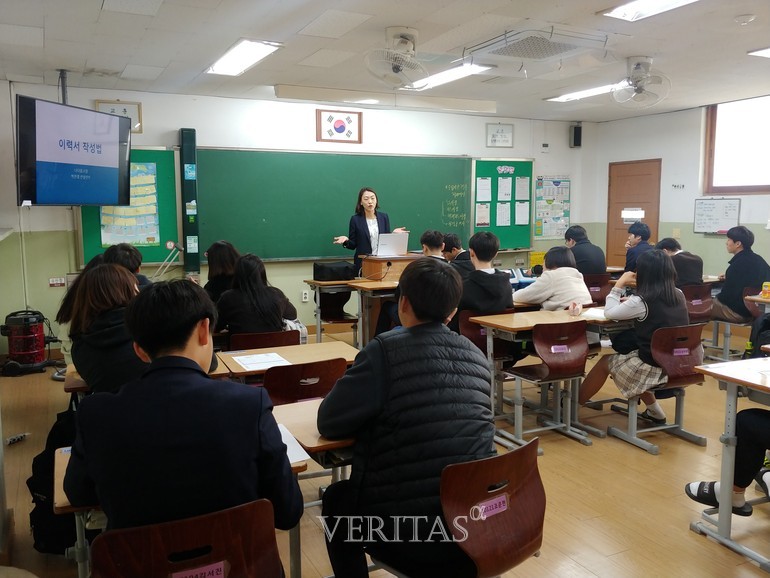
xmin=704 ymin=104 xmax=770 ymax=195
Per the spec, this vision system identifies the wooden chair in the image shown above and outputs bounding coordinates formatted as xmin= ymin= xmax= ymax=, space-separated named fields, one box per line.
xmin=372 ymin=439 xmax=545 ymax=578
xmin=680 ymin=283 xmax=712 ymax=323
xmin=503 ymin=321 xmax=593 ymax=447
xmin=458 ymin=309 xmax=519 ymax=417
xmin=583 ymin=273 xmax=612 ymax=306
xmin=597 ymin=324 xmax=707 ymax=454
xmin=318 ymin=291 xmax=359 ymax=345
xmin=229 ymin=330 xmax=300 ymax=351
xmin=262 ymin=357 xmax=347 ymax=406
xmin=90 ymin=500 xmax=283 ymax=578
xmin=706 ymin=287 xmax=759 ymax=361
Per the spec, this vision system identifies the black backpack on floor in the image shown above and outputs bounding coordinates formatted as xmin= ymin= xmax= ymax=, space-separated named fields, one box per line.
xmin=747 ymin=313 xmax=770 ymax=359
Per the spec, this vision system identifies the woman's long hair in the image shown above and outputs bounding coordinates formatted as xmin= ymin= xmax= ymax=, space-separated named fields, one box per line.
xmin=635 ymin=249 xmax=680 ymax=306
xmin=68 ymin=264 xmax=138 ymax=336
xmin=56 ymin=253 xmax=105 ymax=325
xmin=206 ymin=240 xmax=240 ymax=278
xmin=231 ymin=254 xmax=283 ymax=331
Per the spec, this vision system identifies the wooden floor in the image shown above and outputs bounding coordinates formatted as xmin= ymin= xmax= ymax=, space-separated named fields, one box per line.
xmin=1 ymin=328 xmax=769 ymax=577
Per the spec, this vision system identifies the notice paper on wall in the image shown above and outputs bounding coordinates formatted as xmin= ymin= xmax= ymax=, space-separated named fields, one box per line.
xmin=496 ymin=202 xmax=511 ymax=226
xmin=476 ymin=177 xmax=492 ymax=202
xmin=515 ymin=202 xmax=530 ymax=225
xmin=498 ymin=177 xmax=512 ymax=201
xmin=475 ymin=203 xmax=491 ymax=227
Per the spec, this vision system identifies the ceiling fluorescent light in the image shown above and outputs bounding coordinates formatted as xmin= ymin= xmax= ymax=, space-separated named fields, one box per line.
xmin=748 ymin=47 xmax=770 ymax=59
xmin=546 ymin=83 xmax=619 ymax=102
xmin=408 ymin=63 xmax=491 ymax=92
xmin=207 ymin=39 xmax=281 ymax=76
xmin=603 ymin=0 xmax=701 ymax=22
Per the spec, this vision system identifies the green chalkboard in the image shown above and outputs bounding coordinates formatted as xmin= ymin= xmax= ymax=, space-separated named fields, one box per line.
xmin=473 ymin=159 xmax=533 ymax=250
xmin=80 ymin=149 xmax=180 ymax=264
xmin=195 ymin=149 xmax=472 ymax=260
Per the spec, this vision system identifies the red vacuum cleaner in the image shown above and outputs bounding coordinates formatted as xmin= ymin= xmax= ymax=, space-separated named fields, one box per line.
xmin=1 ymin=310 xmax=54 ymax=376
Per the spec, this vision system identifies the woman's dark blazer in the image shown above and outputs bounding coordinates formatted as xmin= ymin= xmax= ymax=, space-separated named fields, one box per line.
xmin=342 ymin=212 xmax=391 ymax=269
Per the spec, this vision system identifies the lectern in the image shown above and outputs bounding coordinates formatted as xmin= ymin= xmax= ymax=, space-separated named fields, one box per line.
xmin=360 ymin=255 xmax=421 ymax=282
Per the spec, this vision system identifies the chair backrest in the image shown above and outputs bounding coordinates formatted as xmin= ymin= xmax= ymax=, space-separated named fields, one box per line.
xmin=743 ymin=286 xmax=764 ymax=320
xmin=458 ymin=309 xmax=515 ymax=356
xmin=531 ymin=320 xmax=589 ymax=379
xmin=262 ymin=357 xmax=347 ymax=405
xmin=680 ymin=284 xmax=712 ymax=323
xmin=229 ymin=330 xmax=300 ymax=351
xmin=650 ymin=323 xmax=706 ymax=379
xmin=90 ymin=500 xmax=283 ymax=578
xmin=441 ymin=439 xmax=545 ymax=578
xmin=582 ymin=273 xmax=612 ymax=305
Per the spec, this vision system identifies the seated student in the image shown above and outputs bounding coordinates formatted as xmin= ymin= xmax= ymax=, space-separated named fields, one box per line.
xmin=374 ymin=229 xmax=446 ymax=336
xmin=103 ymin=243 xmax=151 ymax=289
xmin=685 ymin=408 xmax=770 ymax=517
xmin=579 ymin=250 xmax=694 ymax=424
xmin=203 ymin=240 xmax=240 ymax=303
xmin=711 ymin=226 xmax=770 ymax=323
xmin=513 ymin=246 xmax=592 ymax=310
xmin=216 ymin=253 xmax=298 ymax=335
xmin=624 ymin=221 xmax=654 ymax=272
xmin=654 ymin=237 xmax=703 ymax=287
xmin=55 ymin=254 xmax=104 ymax=367
xmin=442 ymin=232 xmax=475 ymax=279
xmin=565 ymin=225 xmax=607 ymax=275
xmin=318 ymin=258 xmax=495 ymax=578
xmin=70 ymin=264 xmax=149 ymax=394
xmin=64 ymin=279 xmax=303 ymax=533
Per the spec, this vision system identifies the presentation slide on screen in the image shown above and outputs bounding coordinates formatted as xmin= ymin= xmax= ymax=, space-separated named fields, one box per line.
xmin=35 ymin=100 xmax=120 ymax=204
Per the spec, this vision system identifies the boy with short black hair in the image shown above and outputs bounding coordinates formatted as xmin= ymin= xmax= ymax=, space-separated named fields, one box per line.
xmin=624 ymin=221 xmax=653 ymax=272
xmin=443 ymin=232 xmax=475 ymax=279
xmin=64 ymin=279 xmax=302 ymax=536
xmin=654 ymin=237 xmax=703 ymax=287
xmin=318 ymin=257 xmax=495 ymax=577
xmin=565 ymin=224 xmax=606 ymax=275
xmin=104 ymin=242 xmax=152 ymax=289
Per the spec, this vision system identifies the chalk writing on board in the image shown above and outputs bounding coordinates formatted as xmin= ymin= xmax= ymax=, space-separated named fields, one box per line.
xmin=693 ymin=198 xmax=740 ymax=234
xmin=442 ymin=183 xmax=468 ymax=228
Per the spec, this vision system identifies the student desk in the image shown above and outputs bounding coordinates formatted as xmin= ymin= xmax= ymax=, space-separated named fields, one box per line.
xmin=347 ymin=280 xmax=399 ymax=346
xmin=303 ymin=278 xmax=361 ymax=345
xmin=469 ymin=309 xmax=625 ymax=449
xmin=692 ymin=358 xmax=770 ymax=570
xmin=745 ymin=293 xmax=770 ymax=314
xmin=54 ymin=447 xmax=308 ymax=578
xmin=218 ymin=341 xmax=359 ymax=379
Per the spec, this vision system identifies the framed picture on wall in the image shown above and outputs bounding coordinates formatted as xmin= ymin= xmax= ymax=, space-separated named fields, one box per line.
xmin=316 ymin=109 xmax=362 ymax=144
xmin=95 ymin=100 xmax=143 ymax=133
xmin=486 ymin=123 xmax=513 ymax=147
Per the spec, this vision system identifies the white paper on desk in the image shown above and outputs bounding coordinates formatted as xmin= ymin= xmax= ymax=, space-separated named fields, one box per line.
xmin=581 ymin=308 xmax=606 ymax=320
xmin=232 ymin=352 xmax=290 ymax=372
xmin=278 ymin=424 xmax=311 ymax=465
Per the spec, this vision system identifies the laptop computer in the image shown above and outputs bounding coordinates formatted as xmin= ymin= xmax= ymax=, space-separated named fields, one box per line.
xmin=374 ymin=233 xmax=409 ymax=257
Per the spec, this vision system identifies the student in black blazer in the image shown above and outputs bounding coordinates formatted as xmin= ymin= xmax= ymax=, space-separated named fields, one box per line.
xmin=64 ymin=279 xmax=302 ymax=535
xmin=333 ymin=187 xmax=406 ymax=271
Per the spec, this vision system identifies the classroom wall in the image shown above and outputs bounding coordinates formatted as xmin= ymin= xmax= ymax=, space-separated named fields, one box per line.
xmin=1 ymin=81 xmax=769 ymax=354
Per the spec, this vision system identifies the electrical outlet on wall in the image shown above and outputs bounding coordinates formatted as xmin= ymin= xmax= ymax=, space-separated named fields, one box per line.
xmin=301 ymin=290 xmax=309 ymax=303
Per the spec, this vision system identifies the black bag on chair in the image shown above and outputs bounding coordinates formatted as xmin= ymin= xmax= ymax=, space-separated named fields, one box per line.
xmin=313 ymin=261 xmax=356 ymax=281
xmin=610 ymin=328 xmax=639 ymax=355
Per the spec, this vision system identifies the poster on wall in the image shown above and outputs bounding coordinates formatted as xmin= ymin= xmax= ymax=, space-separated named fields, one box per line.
xmin=534 ymin=176 xmax=570 ymax=240
xmin=99 ymin=162 xmax=161 ymax=246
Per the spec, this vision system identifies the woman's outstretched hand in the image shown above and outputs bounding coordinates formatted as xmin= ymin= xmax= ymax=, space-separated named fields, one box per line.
xmin=333 ymin=236 xmax=348 ymax=245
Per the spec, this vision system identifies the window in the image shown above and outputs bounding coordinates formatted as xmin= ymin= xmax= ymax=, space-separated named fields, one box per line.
xmin=704 ymin=95 xmax=770 ymax=195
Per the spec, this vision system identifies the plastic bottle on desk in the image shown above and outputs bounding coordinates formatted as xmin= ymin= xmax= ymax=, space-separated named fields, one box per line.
xmin=743 ymin=340 xmax=754 ymax=359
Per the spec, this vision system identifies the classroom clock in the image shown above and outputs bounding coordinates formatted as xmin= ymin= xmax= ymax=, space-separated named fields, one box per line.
xmin=316 ymin=109 xmax=362 ymax=144
xmin=486 ymin=123 xmax=513 ymax=148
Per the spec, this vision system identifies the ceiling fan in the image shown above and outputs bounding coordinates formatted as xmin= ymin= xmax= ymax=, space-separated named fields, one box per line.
xmin=611 ymin=56 xmax=671 ymax=109
xmin=364 ymin=27 xmax=430 ymax=90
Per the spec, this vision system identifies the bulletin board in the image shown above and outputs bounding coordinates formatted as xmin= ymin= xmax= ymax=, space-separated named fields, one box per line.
xmin=693 ymin=198 xmax=740 ymax=234
xmin=80 ymin=149 xmax=180 ymax=264
xmin=534 ymin=176 xmax=570 ymax=239
xmin=472 ymin=158 xmax=533 ymax=250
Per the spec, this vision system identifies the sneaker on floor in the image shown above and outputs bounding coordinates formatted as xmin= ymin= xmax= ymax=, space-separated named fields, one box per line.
xmin=639 ymin=409 xmax=666 ymax=425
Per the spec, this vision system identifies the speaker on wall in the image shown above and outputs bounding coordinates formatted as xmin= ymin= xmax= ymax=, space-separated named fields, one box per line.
xmin=569 ymin=125 xmax=582 ymax=148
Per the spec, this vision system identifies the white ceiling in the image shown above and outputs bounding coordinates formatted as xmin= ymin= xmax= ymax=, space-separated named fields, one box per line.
xmin=1 ymin=0 xmax=770 ymax=122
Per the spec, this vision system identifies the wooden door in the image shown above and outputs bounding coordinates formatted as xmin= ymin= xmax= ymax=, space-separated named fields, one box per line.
xmin=606 ymin=159 xmax=661 ymax=267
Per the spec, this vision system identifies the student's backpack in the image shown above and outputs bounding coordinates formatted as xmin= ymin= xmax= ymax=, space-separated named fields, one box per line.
xmin=747 ymin=313 xmax=770 ymax=358
xmin=26 ymin=399 xmax=97 ymax=554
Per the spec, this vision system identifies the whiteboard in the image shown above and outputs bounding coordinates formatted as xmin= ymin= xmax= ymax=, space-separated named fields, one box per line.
xmin=693 ymin=198 xmax=740 ymax=234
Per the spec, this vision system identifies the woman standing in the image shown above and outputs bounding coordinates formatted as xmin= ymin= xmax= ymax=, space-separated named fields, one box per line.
xmin=333 ymin=187 xmax=406 ymax=271
xmin=203 ymin=240 xmax=240 ymax=303
xmin=70 ymin=264 xmax=149 ymax=394
xmin=578 ymin=249 xmax=694 ymax=424
xmin=216 ymin=254 xmax=297 ymax=335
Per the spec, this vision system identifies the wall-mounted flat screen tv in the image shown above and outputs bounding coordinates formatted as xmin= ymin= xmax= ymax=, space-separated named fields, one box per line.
xmin=16 ymin=94 xmax=131 ymax=206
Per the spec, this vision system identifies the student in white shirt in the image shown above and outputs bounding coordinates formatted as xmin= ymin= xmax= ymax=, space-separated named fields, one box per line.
xmin=513 ymin=246 xmax=592 ymax=310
